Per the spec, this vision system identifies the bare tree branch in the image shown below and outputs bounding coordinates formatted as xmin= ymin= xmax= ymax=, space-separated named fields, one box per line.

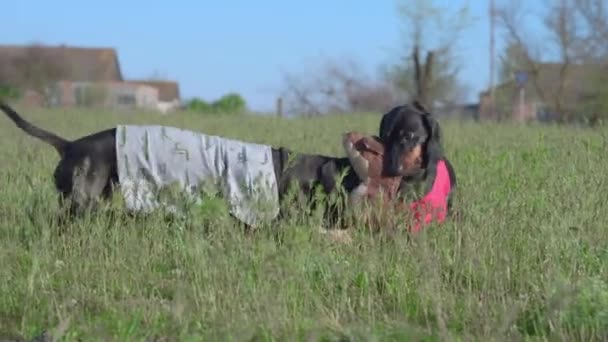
xmin=495 ymin=0 xmax=608 ymax=122
xmin=280 ymin=57 xmax=401 ymax=116
xmin=390 ymin=0 xmax=473 ymax=110
xmin=5 ymin=44 xmax=66 ymax=105
xmin=545 ymin=0 xmax=578 ymax=121
xmin=574 ymin=0 xmax=608 ymax=61
xmin=495 ymin=2 xmax=548 ymax=109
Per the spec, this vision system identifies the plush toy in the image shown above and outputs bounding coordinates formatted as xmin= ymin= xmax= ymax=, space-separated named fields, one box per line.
xmin=342 ymin=131 xmax=403 ymax=230
xmin=342 ymin=131 xmax=427 ymax=231
xmin=342 ymin=132 xmax=402 ymax=202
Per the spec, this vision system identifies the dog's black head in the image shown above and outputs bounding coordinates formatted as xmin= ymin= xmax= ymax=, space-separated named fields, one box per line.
xmin=379 ymin=101 xmax=442 ymax=177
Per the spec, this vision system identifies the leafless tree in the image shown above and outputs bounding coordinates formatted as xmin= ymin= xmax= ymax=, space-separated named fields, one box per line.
xmin=574 ymin=0 xmax=608 ymax=125
xmin=7 ymin=44 xmax=66 ymax=104
xmin=386 ymin=0 xmax=473 ymax=111
xmin=280 ymin=57 xmax=402 ymax=117
xmin=573 ymin=0 xmax=608 ymax=62
xmin=496 ymin=0 xmax=608 ymax=123
xmin=495 ymin=1 xmax=549 ymax=114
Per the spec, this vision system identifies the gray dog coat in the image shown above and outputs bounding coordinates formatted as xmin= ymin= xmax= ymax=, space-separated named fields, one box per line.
xmin=115 ymin=125 xmax=280 ymax=227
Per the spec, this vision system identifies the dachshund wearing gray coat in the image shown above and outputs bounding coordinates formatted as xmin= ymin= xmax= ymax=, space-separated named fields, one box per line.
xmin=0 ymin=101 xmax=453 ymax=227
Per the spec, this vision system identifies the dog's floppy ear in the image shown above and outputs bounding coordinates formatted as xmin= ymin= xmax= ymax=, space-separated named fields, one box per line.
xmin=379 ymin=107 xmax=399 ymax=141
xmin=419 ymin=107 xmax=443 ymax=166
xmin=413 ymin=100 xmax=440 ymax=144
xmin=422 ymin=111 xmax=441 ymax=144
xmin=412 ymin=100 xmax=442 ymax=167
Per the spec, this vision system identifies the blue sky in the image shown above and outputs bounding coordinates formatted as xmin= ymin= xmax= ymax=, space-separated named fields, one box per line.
xmin=3 ymin=0 xmax=544 ymax=112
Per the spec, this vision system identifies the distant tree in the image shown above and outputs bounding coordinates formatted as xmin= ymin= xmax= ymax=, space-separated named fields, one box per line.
xmin=0 ymin=57 xmax=20 ymax=101
xmin=574 ymin=0 xmax=608 ymax=126
xmin=280 ymin=56 xmax=401 ymax=117
xmin=385 ymin=0 xmax=474 ymax=110
xmin=186 ymin=98 xmax=213 ymax=112
xmin=580 ymin=69 xmax=608 ymax=126
xmin=498 ymin=40 xmax=530 ymax=83
xmin=572 ymin=0 xmax=608 ymax=63
xmin=487 ymin=39 xmax=535 ymax=120
xmin=0 ymin=85 xmax=20 ymax=101
xmin=9 ymin=44 xmax=66 ymax=105
xmin=213 ymin=93 xmax=247 ymax=113
xmin=496 ymin=0 xmax=608 ymax=124
xmin=186 ymin=93 xmax=247 ymax=115
xmin=278 ymin=0 xmax=473 ymax=116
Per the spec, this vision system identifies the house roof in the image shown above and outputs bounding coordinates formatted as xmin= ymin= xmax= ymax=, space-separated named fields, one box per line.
xmin=484 ymin=62 xmax=607 ymax=103
xmin=0 ymin=44 xmax=123 ymax=83
xmin=127 ymin=80 xmax=180 ymax=102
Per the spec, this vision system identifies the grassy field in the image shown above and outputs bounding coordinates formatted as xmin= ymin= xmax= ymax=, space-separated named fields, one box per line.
xmin=0 ymin=106 xmax=607 ymax=341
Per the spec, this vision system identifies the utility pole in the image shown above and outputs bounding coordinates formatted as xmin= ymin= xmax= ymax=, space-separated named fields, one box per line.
xmin=489 ymin=0 xmax=496 ymax=120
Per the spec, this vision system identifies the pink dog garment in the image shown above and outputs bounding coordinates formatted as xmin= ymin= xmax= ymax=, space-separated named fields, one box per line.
xmin=408 ymin=160 xmax=452 ymax=233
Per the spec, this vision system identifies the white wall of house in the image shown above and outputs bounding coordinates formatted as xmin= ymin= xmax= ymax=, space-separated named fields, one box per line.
xmin=50 ymin=81 xmax=169 ymax=111
xmin=107 ymin=83 xmax=138 ymax=108
xmin=157 ymin=99 xmax=181 ymax=114
xmin=135 ymin=86 xmax=159 ymax=110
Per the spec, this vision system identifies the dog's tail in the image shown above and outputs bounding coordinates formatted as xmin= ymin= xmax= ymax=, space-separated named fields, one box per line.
xmin=0 ymin=102 xmax=69 ymax=157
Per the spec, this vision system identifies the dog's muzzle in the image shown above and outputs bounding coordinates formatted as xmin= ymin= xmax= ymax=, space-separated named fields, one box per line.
xmin=385 ymin=146 xmax=404 ymax=177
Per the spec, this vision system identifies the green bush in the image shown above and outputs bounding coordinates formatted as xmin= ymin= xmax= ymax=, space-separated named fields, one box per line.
xmin=186 ymin=93 xmax=247 ymax=115
xmin=186 ymin=98 xmax=213 ymax=113
xmin=213 ymin=93 xmax=246 ymax=113
xmin=0 ymin=85 xmax=21 ymax=101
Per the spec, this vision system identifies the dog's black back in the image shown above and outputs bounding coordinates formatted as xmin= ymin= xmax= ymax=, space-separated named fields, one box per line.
xmin=0 ymin=102 xmax=361 ymax=224
xmin=270 ymin=147 xmax=363 ymax=226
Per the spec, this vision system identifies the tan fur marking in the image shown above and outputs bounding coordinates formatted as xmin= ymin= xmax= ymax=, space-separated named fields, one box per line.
xmin=401 ymin=144 xmax=423 ymax=174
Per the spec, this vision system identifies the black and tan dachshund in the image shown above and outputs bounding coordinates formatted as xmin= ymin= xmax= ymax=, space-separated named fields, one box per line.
xmin=0 ymin=101 xmax=455 ymax=227
xmin=379 ymin=101 xmax=457 ymax=215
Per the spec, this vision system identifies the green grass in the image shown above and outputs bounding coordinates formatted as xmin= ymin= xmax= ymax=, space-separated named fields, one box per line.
xmin=1 ymin=107 xmax=607 ymax=341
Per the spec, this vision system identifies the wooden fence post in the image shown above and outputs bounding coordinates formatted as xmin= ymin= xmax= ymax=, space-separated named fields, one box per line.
xmin=276 ymin=97 xmax=283 ymax=117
